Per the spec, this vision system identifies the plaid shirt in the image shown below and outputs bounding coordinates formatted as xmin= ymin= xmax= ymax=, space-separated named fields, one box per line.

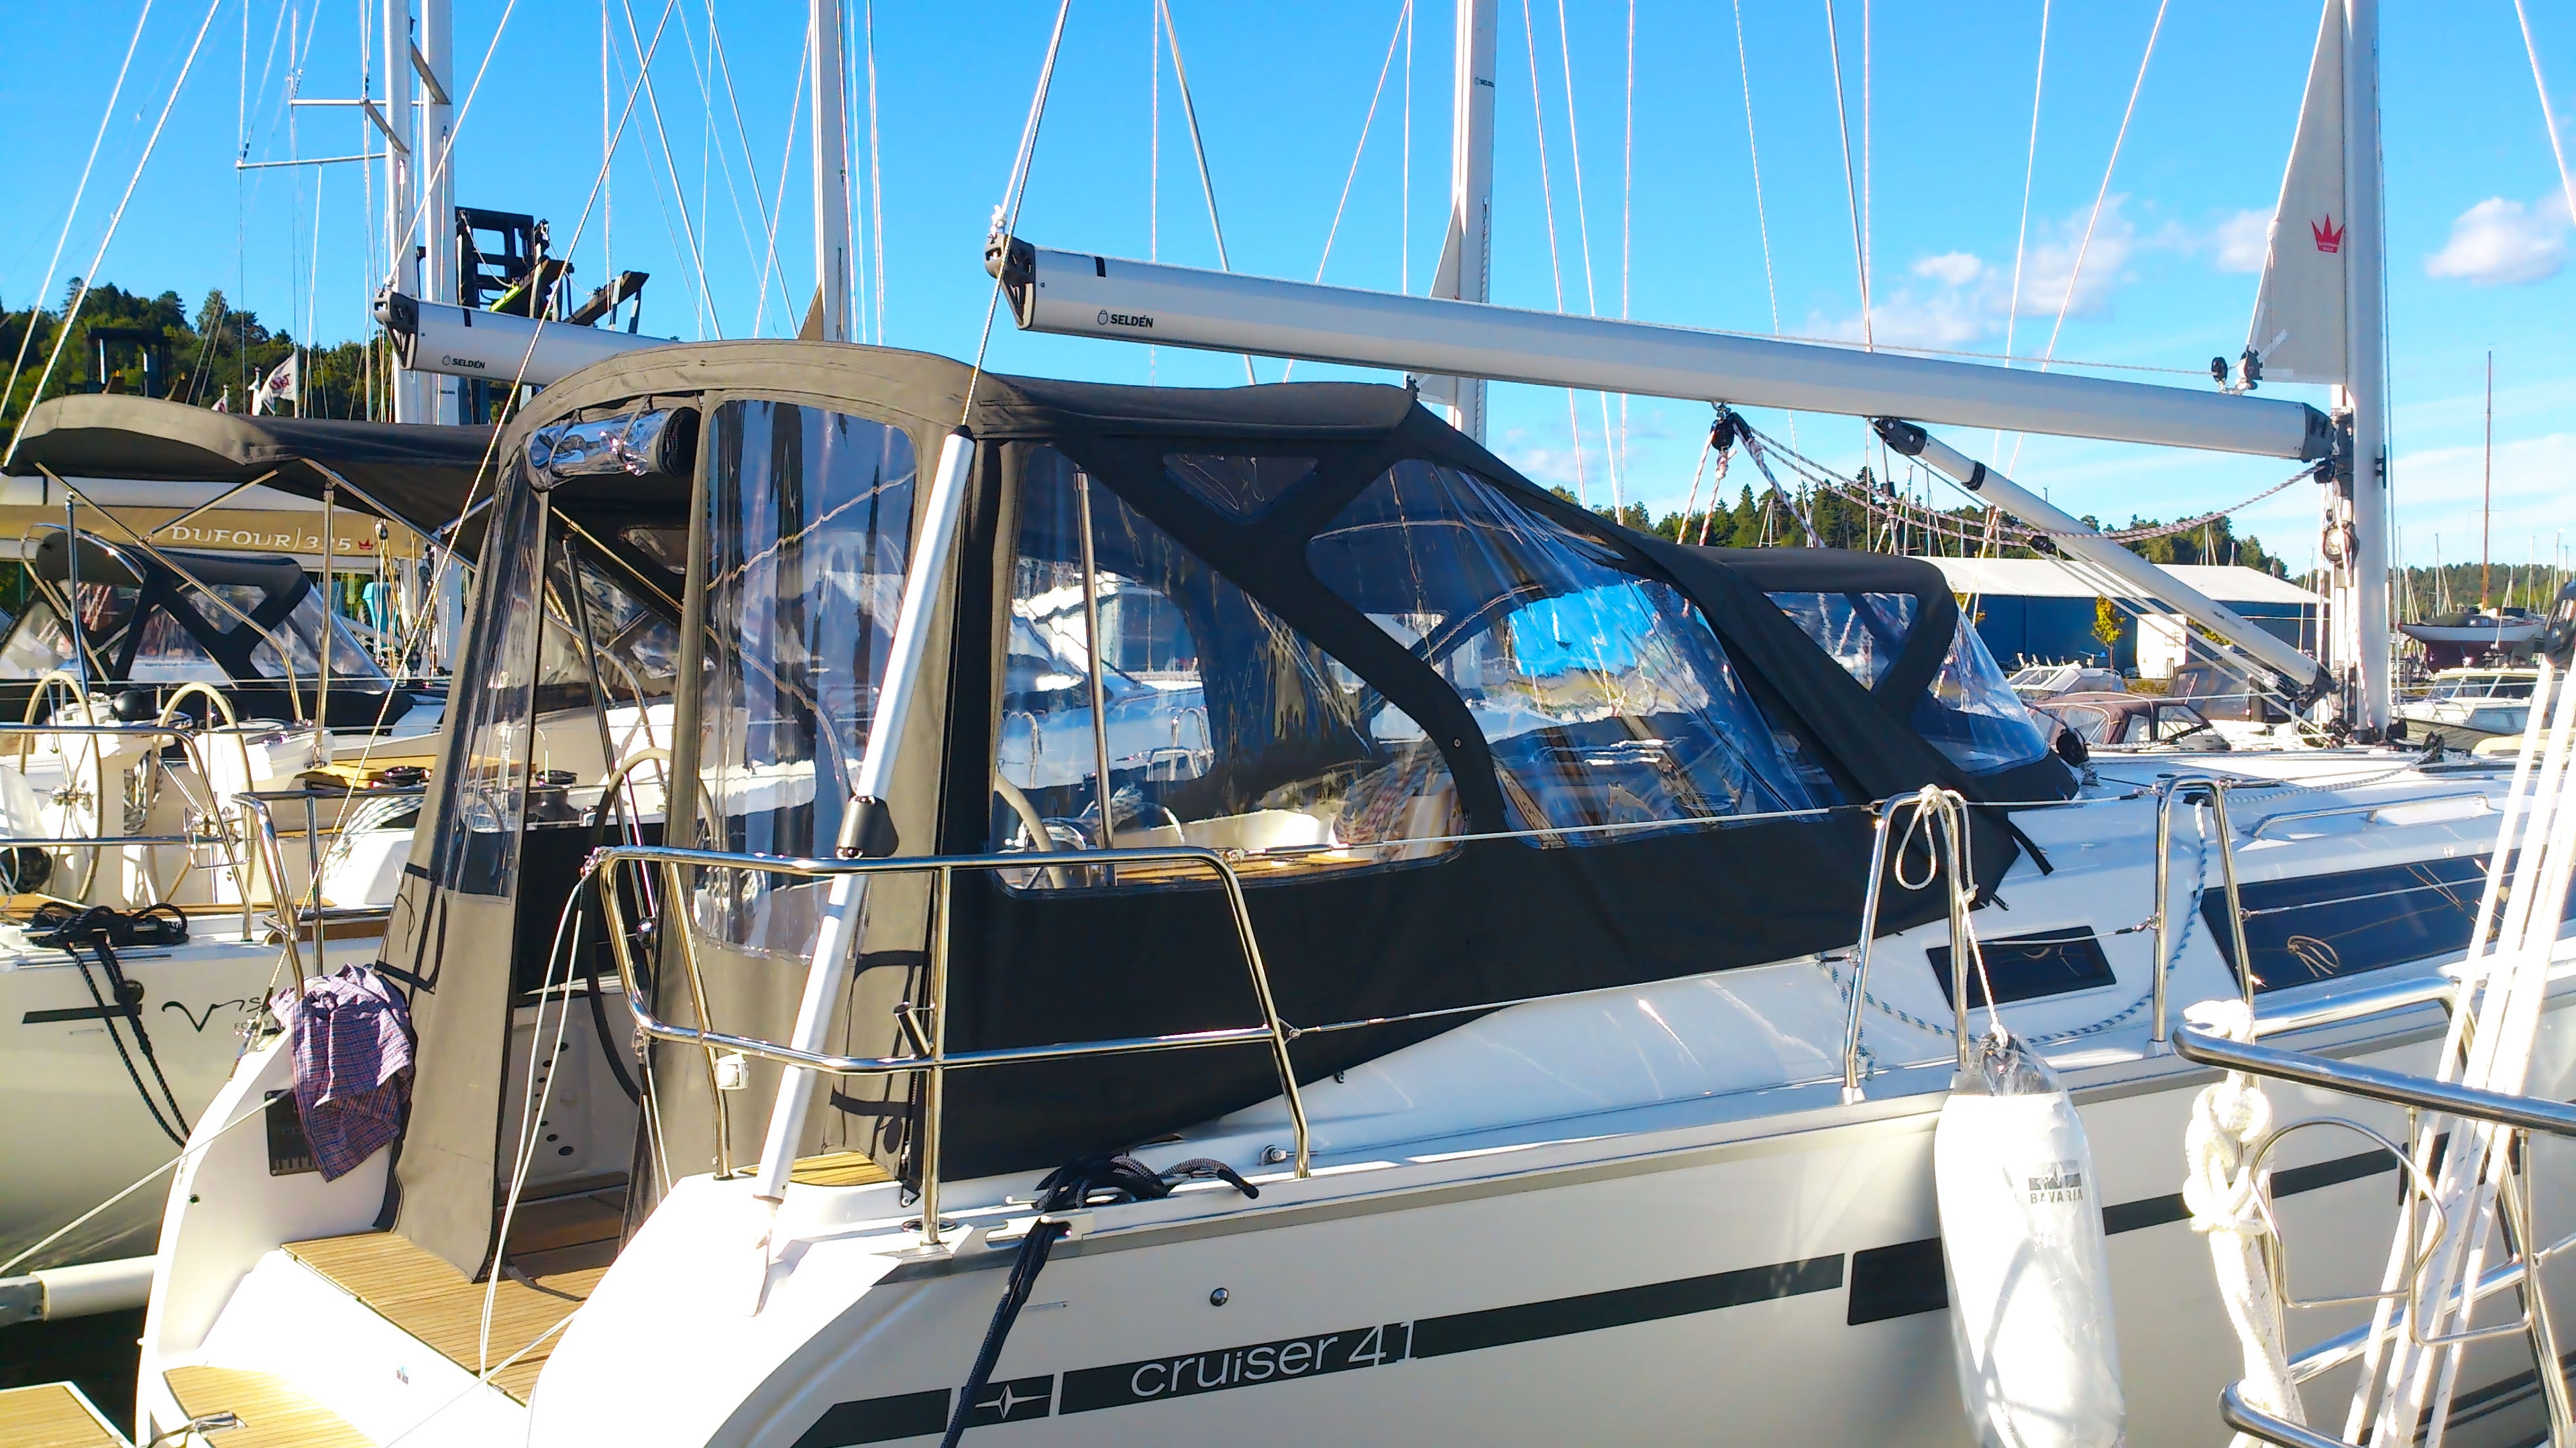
xmin=278 ymin=965 xmax=415 ymax=1180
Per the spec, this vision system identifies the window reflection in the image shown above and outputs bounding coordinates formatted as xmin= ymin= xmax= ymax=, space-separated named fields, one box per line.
xmin=1307 ymin=460 xmax=1817 ymax=842
xmin=994 ymin=447 xmax=1457 ymax=887
xmin=1911 ymin=616 xmax=2053 ymax=773
xmin=692 ymin=400 xmax=916 ymax=947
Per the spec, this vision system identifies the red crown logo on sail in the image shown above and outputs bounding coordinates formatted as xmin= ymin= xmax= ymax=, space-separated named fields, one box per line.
xmin=2311 ymin=215 xmax=2344 ymax=254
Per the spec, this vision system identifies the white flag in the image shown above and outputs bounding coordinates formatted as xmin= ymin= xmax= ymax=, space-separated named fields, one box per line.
xmin=252 ymin=353 xmax=301 ymax=414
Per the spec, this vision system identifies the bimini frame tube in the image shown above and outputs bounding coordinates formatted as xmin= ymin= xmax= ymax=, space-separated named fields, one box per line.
xmin=986 ymin=237 xmax=2334 ymax=462
xmin=1874 ymin=419 xmax=2330 ymax=702
xmin=748 ymin=429 xmax=978 ymax=1221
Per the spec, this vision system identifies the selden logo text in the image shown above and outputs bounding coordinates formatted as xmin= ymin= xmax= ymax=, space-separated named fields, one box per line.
xmin=1096 ymin=310 xmax=1155 ymax=330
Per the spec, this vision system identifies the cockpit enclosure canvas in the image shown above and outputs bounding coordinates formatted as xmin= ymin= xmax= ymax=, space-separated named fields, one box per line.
xmin=377 ymin=341 xmax=2044 ymax=1280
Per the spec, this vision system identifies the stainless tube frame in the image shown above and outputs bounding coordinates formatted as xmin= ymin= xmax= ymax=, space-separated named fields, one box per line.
xmin=2180 ymin=1021 xmax=2576 ymax=1447
xmin=231 ymin=785 xmax=424 ymax=977
xmin=1839 ymin=786 xmax=1981 ymax=1103
xmin=593 ymin=841 xmax=1309 ymax=1249
xmin=2151 ymin=773 xmax=2257 ymax=1046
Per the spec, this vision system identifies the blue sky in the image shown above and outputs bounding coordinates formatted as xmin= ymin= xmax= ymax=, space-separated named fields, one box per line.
xmin=2 ymin=1 xmax=2570 ymax=575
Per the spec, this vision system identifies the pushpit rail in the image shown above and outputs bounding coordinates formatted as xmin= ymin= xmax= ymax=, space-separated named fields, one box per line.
xmin=591 ymin=841 xmax=1306 ymax=1247
xmin=231 ymin=784 xmax=425 ymax=977
xmin=2178 ymin=1019 xmax=2576 ymax=1447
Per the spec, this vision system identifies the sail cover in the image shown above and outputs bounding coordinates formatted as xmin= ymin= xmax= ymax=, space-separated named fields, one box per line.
xmin=2245 ymin=1 xmax=2348 ymax=386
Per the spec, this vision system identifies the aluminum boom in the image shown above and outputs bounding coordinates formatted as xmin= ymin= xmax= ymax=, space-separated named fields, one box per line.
xmin=1875 ymin=419 xmax=2328 ymax=696
xmin=375 ymin=291 xmax=677 ymax=388
xmin=989 ymin=239 xmax=2333 ymax=462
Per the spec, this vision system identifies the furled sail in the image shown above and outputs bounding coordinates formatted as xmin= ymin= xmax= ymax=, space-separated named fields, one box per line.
xmin=2245 ymin=1 xmax=2347 ymax=386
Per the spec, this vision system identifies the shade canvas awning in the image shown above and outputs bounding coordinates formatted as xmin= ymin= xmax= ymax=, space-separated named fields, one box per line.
xmin=7 ymin=394 xmax=499 ymax=539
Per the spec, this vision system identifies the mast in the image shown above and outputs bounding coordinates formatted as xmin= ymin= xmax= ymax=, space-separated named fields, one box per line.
xmin=2483 ymin=349 xmax=2494 ymax=609
xmin=809 ymin=0 xmax=853 ymax=342
xmin=1422 ymin=0 xmax=1495 ymax=441
xmin=2342 ymin=0 xmax=2392 ymax=730
xmin=419 ymin=0 xmax=458 ymax=423
xmin=382 ymin=0 xmax=424 ymax=421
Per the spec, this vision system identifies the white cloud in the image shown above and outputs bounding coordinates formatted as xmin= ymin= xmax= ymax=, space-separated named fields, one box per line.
xmin=1911 ymin=252 xmax=1984 ymax=287
xmin=2008 ymin=199 xmax=2135 ymax=320
xmin=1804 ymin=201 xmax=2137 ymax=349
xmin=2424 ymin=195 xmax=2570 ymax=286
xmin=2210 ymin=209 xmax=2271 ymax=273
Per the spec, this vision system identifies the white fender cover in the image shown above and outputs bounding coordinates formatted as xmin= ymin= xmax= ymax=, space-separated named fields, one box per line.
xmin=1935 ymin=1032 xmax=2127 ymax=1447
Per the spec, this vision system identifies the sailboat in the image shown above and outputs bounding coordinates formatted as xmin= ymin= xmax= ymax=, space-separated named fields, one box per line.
xmin=118 ymin=3 xmax=2576 ymax=1446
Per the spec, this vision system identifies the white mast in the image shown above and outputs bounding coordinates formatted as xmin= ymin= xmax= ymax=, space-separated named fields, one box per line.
xmin=382 ymin=0 xmax=423 ymax=421
xmin=809 ymin=0 xmax=853 ymax=342
xmin=419 ymin=0 xmax=458 ymax=423
xmin=2342 ymin=0 xmax=2392 ymax=732
xmin=1421 ymin=0 xmax=1495 ymax=441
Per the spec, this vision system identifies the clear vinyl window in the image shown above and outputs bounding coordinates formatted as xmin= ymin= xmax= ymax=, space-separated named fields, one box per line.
xmin=1911 ymin=615 xmax=2053 ymax=774
xmin=993 ymin=447 xmax=1458 ymax=887
xmin=692 ymin=400 xmax=916 ymax=948
xmin=1768 ymin=590 xmax=1916 ymax=690
xmin=1306 ymin=460 xmax=1819 ymax=842
xmin=431 ymin=476 xmax=549 ymax=897
xmin=0 ymin=583 xmax=140 ymax=679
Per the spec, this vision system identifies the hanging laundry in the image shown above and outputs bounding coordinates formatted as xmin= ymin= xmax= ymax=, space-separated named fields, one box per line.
xmin=276 ymin=965 xmax=415 ymax=1180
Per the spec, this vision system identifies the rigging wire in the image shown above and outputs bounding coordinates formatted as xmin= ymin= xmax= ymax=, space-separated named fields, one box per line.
xmin=2514 ymin=0 xmax=2576 ymax=245
xmin=964 ymin=0 xmax=1076 ymax=416
xmin=1997 ymin=0 xmax=2051 ymax=457
xmin=2006 ymin=0 xmax=2167 ymax=478
xmin=1401 ymin=0 xmax=1413 ymax=294
xmin=1550 ymin=0 xmax=1623 ymax=514
xmin=6 ymin=0 xmax=223 ymax=467
xmin=0 ymin=0 xmax=155 ymax=436
xmin=1516 ymin=0 xmax=1589 ymax=508
xmin=1283 ymin=0 xmax=1411 ymax=383
xmin=1821 ymin=0 xmax=1870 ymax=351
xmin=1729 ymin=0 xmax=1799 ymax=453
xmin=614 ymin=0 xmax=722 ymax=337
xmin=749 ymin=30 xmax=810 ymax=339
xmin=1157 ymin=0 xmax=1258 ymax=384
xmin=706 ymin=3 xmax=800 ymax=332
xmin=1619 ymin=0 xmax=1635 ymax=500
xmin=865 ymin=0 xmax=886 ymax=345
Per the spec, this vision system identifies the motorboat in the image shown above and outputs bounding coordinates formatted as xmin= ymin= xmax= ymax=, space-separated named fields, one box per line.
xmin=2397 ymin=667 xmax=2551 ymax=750
xmin=2006 ymin=660 xmax=2124 ymax=702
xmin=130 ymin=345 xmax=2575 ymax=1446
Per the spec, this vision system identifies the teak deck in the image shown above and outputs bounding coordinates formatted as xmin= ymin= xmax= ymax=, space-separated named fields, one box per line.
xmin=0 ymin=1382 xmax=126 ymax=1448
xmin=280 ymin=1182 xmax=626 ymax=1404
xmin=162 ymin=1366 xmax=370 ymax=1448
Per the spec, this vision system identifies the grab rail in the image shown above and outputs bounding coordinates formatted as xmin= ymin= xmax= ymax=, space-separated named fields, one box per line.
xmin=590 ymin=841 xmax=1306 ymax=1248
xmin=2245 ymin=790 xmax=2491 ymax=840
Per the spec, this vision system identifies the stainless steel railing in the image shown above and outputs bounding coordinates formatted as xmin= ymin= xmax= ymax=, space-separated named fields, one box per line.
xmin=0 ymin=720 xmax=248 ymax=907
xmin=590 ymin=841 xmax=1306 ymax=1247
xmin=231 ymin=785 xmax=425 ymax=978
xmin=2151 ymin=773 xmax=2255 ymax=1046
xmin=1839 ymin=787 xmax=1982 ymax=1101
xmin=2178 ymin=1020 xmax=2576 ymax=1447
